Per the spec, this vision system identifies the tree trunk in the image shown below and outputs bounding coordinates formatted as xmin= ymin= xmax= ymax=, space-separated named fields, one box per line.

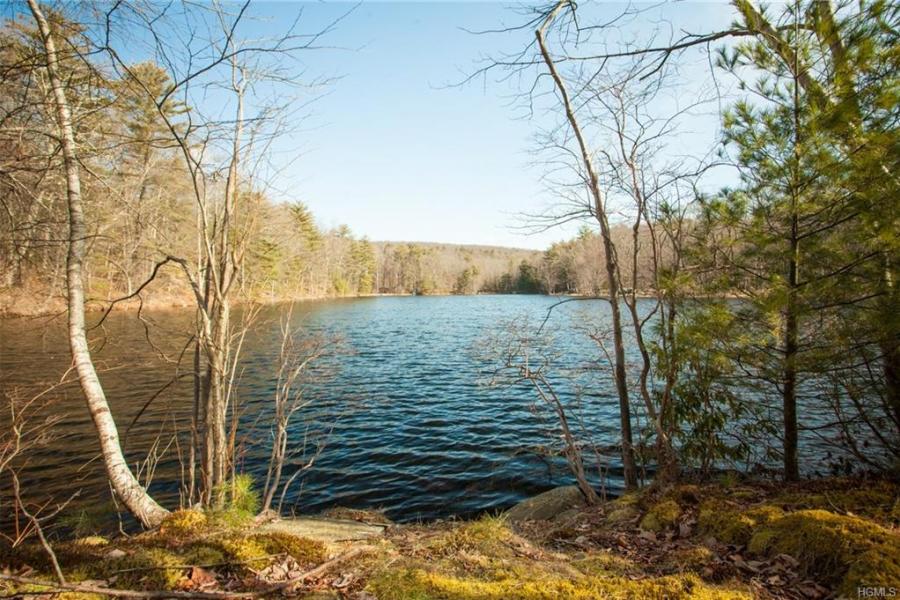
xmin=204 ymin=300 xmax=231 ymax=506
xmin=783 ymin=235 xmax=800 ymax=481
xmin=783 ymin=13 xmax=801 ymax=483
xmin=881 ymin=255 xmax=900 ymax=429
xmin=198 ymin=70 xmax=244 ymax=508
xmin=536 ymin=2 xmax=638 ymax=489
xmin=26 ymin=0 xmax=168 ymax=528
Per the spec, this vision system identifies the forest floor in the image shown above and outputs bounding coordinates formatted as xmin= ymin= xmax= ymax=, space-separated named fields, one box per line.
xmin=1 ymin=476 xmax=898 ymax=599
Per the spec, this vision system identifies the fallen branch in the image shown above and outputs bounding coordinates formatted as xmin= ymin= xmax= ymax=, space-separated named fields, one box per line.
xmin=1 ymin=546 xmax=376 ymax=599
xmin=10 ymin=473 xmax=77 ymax=586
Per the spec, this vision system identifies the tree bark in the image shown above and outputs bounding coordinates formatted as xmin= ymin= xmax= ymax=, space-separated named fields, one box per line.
xmin=783 ymin=226 xmax=800 ymax=481
xmin=26 ymin=0 xmax=168 ymax=528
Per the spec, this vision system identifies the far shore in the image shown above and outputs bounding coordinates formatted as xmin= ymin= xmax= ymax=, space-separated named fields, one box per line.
xmin=0 ymin=288 xmax=744 ymax=319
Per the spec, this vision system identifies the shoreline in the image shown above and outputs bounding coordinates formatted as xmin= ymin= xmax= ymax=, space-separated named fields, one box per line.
xmin=3 ymin=476 xmax=896 ymax=598
xmin=0 ymin=289 xmax=745 ymax=319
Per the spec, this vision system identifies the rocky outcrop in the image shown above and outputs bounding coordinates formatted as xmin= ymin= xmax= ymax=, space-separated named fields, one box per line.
xmin=259 ymin=517 xmax=387 ymax=545
xmin=505 ymin=486 xmax=588 ymax=521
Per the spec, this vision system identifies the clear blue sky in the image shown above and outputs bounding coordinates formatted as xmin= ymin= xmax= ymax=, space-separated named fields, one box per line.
xmin=171 ymin=2 xmax=741 ymax=249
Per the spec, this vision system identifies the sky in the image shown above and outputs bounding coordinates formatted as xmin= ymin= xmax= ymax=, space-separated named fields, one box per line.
xmin=128 ymin=1 xmax=741 ymax=250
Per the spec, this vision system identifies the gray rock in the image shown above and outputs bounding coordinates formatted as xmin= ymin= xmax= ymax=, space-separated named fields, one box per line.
xmin=505 ymin=486 xmax=588 ymax=521
xmin=259 ymin=517 xmax=386 ymax=544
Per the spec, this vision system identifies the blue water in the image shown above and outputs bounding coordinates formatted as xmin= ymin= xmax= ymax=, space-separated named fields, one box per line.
xmin=235 ymin=295 xmax=630 ymax=520
xmin=1 ymin=295 xmax=634 ymax=523
xmin=1 ymin=295 xmax=835 ymax=525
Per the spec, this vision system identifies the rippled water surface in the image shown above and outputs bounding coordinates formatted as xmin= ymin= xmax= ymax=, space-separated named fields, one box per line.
xmin=3 ymin=296 xmax=639 ymax=522
xmin=2 ymin=294 xmax=831 ymax=524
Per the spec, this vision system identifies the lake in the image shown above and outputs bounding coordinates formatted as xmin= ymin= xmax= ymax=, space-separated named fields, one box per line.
xmin=0 ymin=295 xmax=826 ymax=526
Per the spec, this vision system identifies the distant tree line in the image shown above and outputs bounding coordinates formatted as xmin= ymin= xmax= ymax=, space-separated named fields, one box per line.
xmin=0 ymin=13 xmax=548 ymax=310
xmin=0 ymin=9 xmax=648 ymax=310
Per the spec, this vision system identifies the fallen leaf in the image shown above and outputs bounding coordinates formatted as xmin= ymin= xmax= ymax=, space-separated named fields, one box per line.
xmin=189 ymin=566 xmax=217 ymax=589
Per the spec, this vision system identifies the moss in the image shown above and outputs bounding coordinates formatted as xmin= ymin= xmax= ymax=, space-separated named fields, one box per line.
xmin=107 ymin=547 xmax=186 ymax=590
xmin=206 ymin=507 xmax=254 ymax=528
xmin=600 ymin=492 xmax=642 ymax=526
xmin=181 ymin=543 xmax=226 ymax=566
xmin=846 ymin=543 xmax=900 ymax=595
xmin=249 ymin=532 xmax=327 ymax=565
xmin=667 ymin=485 xmax=702 ymax=506
xmin=368 ymin=567 xmax=751 ymax=600
xmin=71 ymin=536 xmax=108 ymax=547
xmin=572 ymin=551 xmax=637 ymax=576
xmin=774 ymin=484 xmax=899 ymax=524
xmin=159 ymin=509 xmax=208 ymax=538
xmin=664 ymin=546 xmax=715 ymax=572
xmin=729 ymin=489 xmax=758 ymax=501
xmin=640 ymin=500 xmax=681 ymax=532
xmin=610 ymin=492 xmax=641 ymax=507
xmin=1 ymin=579 xmax=58 ymax=597
xmin=4 ymin=582 xmax=106 ymax=599
xmin=747 ymin=509 xmax=900 ymax=596
xmin=217 ymin=535 xmax=269 ymax=563
xmin=427 ymin=516 xmax=514 ymax=557
xmin=697 ymin=501 xmax=783 ymax=546
xmin=605 ymin=505 xmax=639 ymax=524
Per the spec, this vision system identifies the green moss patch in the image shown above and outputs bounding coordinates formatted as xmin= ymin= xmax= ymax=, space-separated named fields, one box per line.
xmin=640 ymin=500 xmax=681 ymax=532
xmin=697 ymin=501 xmax=783 ymax=545
xmin=368 ymin=566 xmax=751 ymax=600
xmin=105 ymin=547 xmax=186 ymax=590
xmin=158 ymin=509 xmax=208 ymax=538
xmin=773 ymin=482 xmax=899 ymax=525
xmin=746 ymin=508 xmax=900 ymax=595
xmin=572 ymin=551 xmax=638 ymax=577
xmin=248 ymin=532 xmax=327 ymax=565
xmin=426 ymin=516 xmax=515 ymax=558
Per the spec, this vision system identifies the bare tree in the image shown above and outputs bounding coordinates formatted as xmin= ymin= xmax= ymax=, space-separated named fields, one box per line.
xmin=24 ymin=0 xmax=168 ymax=527
xmin=469 ymin=0 xmax=725 ymax=487
xmin=485 ymin=321 xmax=601 ymax=504
xmin=531 ymin=0 xmax=638 ymax=488
xmin=261 ymin=306 xmax=339 ymax=513
xmin=97 ymin=0 xmax=343 ymax=507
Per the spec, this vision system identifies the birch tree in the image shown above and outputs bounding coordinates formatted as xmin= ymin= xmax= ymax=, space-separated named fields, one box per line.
xmin=24 ymin=0 xmax=168 ymax=528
